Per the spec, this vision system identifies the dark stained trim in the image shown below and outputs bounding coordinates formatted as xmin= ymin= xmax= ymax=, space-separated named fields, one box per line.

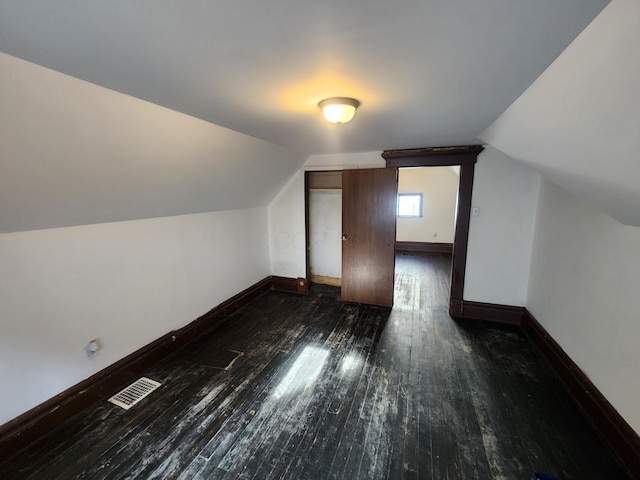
xmin=271 ymin=276 xmax=309 ymax=294
xmin=304 ymin=171 xmax=312 ymax=283
xmin=450 ymin=160 xmax=475 ymax=314
xmin=522 ymin=309 xmax=640 ymax=479
xmin=0 ymin=275 xmax=304 ymax=458
xmin=395 ymin=241 xmax=453 ymax=254
xmin=453 ymin=300 xmax=524 ymax=326
xmin=382 ymin=145 xmax=484 ymax=317
xmin=383 ymin=145 xmax=484 ymax=168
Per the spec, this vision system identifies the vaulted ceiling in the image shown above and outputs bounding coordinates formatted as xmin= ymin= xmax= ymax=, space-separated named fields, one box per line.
xmin=0 ymin=0 xmax=608 ymax=154
xmin=5 ymin=0 xmax=639 ymax=232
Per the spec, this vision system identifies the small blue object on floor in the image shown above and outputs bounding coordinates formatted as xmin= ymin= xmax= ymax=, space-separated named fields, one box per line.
xmin=533 ymin=472 xmax=561 ymax=480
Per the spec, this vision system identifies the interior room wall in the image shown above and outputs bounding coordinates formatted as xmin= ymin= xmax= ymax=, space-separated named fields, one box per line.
xmin=269 ymin=152 xmax=385 ymax=279
xmin=0 ymin=208 xmax=270 ymax=426
xmin=270 ymin=148 xmax=540 ymax=309
xmin=0 ymin=51 xmax=306 ymax=427
xmin=396 ymin=167 xmax=459 ymax=243
xmin=526 ymin=179 xmax=640 ymax=435
xmin=478 ymin=0 xmax=640 ymax=227
xmin=464 ymin=147 xmax=540 ymax=306
xmin=268 ymin=171 xmax=307 ymax=279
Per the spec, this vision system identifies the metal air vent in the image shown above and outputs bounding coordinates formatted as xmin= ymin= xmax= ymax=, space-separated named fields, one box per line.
xmin=108 ymin=377 xmax=161 ymax=410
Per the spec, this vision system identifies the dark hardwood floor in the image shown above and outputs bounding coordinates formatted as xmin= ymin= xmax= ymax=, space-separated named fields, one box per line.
xmin=0 ymin=253 xmax=629 ymax=479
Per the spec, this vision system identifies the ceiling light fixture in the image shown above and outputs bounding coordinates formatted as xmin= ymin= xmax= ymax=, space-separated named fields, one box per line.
xmin=318 ymin=97 xmax=360 ymax=124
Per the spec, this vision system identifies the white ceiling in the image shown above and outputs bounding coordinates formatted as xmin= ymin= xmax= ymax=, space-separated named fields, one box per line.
xmin=0 ymin=0 xmax=608 ymax=154
xmin=8 ymin=0 xmax=640 ymax=232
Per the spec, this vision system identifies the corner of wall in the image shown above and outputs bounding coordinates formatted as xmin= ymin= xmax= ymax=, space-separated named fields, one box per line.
xmin=268 ymin=169 xmax=307 ymax=278
xmin=464 ymin=146 xmax=541 ymax=306
xmin=524 ymin=179 xmax=640 ymax=436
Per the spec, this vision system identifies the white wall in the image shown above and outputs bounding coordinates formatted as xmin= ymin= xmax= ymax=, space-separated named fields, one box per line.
xmin=526 ymin=179 xmax=640 ymax=435
xmin=270 ymin=148 xmax=541 ymax=308
xmin=464 ymin=147 xmax=540 ymax=306
xmin=0 ymin=208 xmax=270 ymax=426
xmin=396 ymin=167 xmax=458 ymax=243
xmin=269 ymin=152 xmax=385 ymax=278
xmin=309 ymin=189 xmax=342 ymax=280
xmin=268 ymin=171 xmax=307 ymax=279
xmin=479 ymin=0 xmax=640 ymax=227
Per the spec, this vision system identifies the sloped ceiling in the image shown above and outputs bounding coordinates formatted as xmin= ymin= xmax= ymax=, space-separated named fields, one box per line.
xmin=0 ymin=0 xmax=612 ymax=233
xmin=0 ymin=52 xmax=304 ymax=233
xmin=0 ymin=1 xmax=608 ymax=154
xmin=481 ymin=0 xmax=640 ymax=226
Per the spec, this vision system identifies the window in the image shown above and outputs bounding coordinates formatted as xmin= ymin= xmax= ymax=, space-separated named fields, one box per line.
xmin=397 ymin=193 xmax=423 ymax=217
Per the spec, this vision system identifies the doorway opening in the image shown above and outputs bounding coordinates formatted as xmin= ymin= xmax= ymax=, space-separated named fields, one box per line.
xmin=304 ymin=145 xmax=483 ymax=315
xmin=394 ymin=165 xmax=460 ymax=308
xmin=396 ymin=166 xmax=459 ymax=253
xmin=306 ymin=171 xmax=343 ymax=288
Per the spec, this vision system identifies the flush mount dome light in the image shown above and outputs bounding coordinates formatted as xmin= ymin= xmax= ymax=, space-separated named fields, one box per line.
xmin=318 ymin=97 xmax=360 ymax=124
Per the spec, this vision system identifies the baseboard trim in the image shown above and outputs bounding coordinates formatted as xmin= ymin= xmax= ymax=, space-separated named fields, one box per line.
xmin=452 ymin=300 xmax=524 ymax=326
xmin=0 ymin=275 xmax=287 ymax=457
xmin=395 ymin=241 xmax=453 ymax=254
xmin=522 ymin=309 xmax=640 ymax=479
xmin=271 ymin=276 xmax=309 ymax=294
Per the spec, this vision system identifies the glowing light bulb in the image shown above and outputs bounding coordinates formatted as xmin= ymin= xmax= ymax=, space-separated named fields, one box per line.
xmin=318 ymin=97 xmax=360 ymax=124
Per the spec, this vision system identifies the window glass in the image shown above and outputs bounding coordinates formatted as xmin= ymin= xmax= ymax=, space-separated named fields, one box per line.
xmin=397 ymin=193 xmax=423 ymax=217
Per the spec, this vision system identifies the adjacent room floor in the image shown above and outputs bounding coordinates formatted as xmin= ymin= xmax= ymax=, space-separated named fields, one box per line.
xmin=0 ymin=253 xmax=629 ymax=479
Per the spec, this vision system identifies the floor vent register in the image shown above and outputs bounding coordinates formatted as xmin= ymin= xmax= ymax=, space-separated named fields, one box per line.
xmin=108 ymin=377 xmax=162 ymax=410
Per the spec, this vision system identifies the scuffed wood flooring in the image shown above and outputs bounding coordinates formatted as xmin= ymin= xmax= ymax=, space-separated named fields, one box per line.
xmin=1 ymin=253 xmax=629 ymax=479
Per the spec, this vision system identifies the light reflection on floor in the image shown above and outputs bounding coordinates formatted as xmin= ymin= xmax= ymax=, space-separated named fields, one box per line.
xmin=339 ymin=352 xmax=364 ymax=378
xmin=272 ymin=346 xmax=330 ymax=399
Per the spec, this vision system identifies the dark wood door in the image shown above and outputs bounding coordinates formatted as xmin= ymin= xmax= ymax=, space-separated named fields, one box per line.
xmin=341 ymin=168 xmax=397 ymax=307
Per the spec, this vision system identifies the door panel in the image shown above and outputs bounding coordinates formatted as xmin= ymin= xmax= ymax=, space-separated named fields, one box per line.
xmin=341 ymin=168 xmax=397 ymax=307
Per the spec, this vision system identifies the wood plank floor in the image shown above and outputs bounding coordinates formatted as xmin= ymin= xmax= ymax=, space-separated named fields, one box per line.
xmin=0 ymin=253 xmax=629 ymax=479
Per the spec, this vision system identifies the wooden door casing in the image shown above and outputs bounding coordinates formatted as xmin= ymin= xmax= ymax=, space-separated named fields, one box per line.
xmin=381 ymin=145 xmax=483 ymax=317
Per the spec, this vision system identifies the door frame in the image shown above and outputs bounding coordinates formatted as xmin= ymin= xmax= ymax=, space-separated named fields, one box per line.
xmin=304 ymin=145 xmax=483 ymax=316
xmin=382 ymin=146 xmax=483 ymax=317
xmin=304 ymin=170 xmax=345 ymax=287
